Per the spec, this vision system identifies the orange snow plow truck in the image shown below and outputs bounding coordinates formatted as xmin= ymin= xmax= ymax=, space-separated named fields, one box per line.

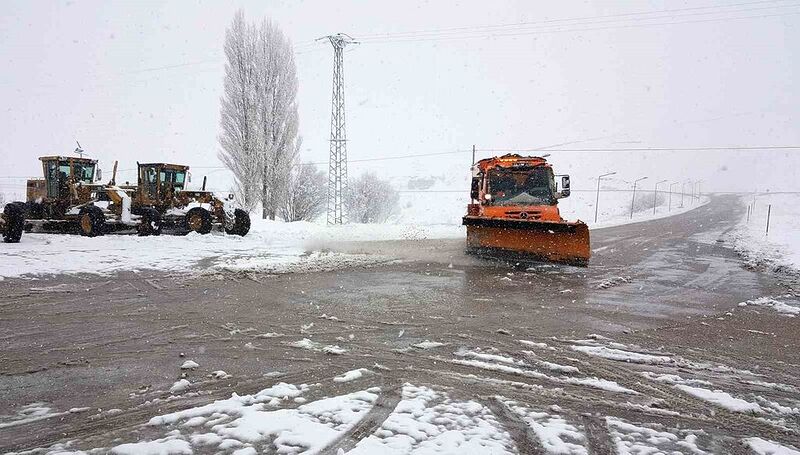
xmin=462 ymin=154 xmax=590 ymax=266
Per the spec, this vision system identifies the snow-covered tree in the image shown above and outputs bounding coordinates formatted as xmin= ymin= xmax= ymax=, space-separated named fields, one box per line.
xmin=218 ymin=11 xmax=300 ymax=219
xmin=280 ymin=163 xmax=327 ymax=222
xmin=345 ymin=172 xmax=399 ymax=224
xmin=218 ymin=11 xmax=260 ymax=212
xmin=254 ymin=19 xmax=300 ymax=220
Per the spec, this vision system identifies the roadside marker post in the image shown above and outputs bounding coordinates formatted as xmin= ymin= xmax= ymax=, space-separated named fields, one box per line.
xmin=766 ymin=204 xmax=771 ymax=236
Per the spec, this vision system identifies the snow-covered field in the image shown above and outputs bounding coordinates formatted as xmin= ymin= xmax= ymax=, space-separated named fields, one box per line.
xmin=729 ymin=193 xmax=800 ymax=274
xmin=0 ymin=190 xmax=708 ymax=279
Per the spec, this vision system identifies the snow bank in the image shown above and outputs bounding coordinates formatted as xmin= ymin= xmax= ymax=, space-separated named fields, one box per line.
xmin=730 ymin=193 xmax=800 ymax=273
xmin=738 ymin=296 xmax=800 ymax=317
xmin=0 ymin=220 xmax=453 ymax=279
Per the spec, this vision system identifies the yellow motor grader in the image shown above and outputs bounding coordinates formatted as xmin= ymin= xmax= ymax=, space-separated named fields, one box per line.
xmin=24 ymin=156 xmax=250 ymax=237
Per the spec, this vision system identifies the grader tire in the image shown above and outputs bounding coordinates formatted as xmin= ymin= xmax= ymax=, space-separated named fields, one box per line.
xmin=185 ymin=207 xmax=212 ymax=235
xmin=138 ymin=208 xmax=162 ymax=236
xmin=79 ymin=206 xmax=105 ymax=237
xmin=3 ymin=202 xmax=26 ymax=243
xmin=224 ymin=209 xmax=251 ymax=237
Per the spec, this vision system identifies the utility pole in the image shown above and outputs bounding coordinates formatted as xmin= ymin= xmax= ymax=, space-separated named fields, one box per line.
xmin=680 ymin=180 xmax=691 ymax=208
xmin=669 ymin=182 xmax=679 ymax=211
xmin=630 ymin=176 xmax=648 ymax=219
xmin=653 ymin=179 xmax=668 ymax=215
xmin=321 ymin=33 xmax=357 ymax=225
xmin=594 ymin=171 xmax=616 ymax=223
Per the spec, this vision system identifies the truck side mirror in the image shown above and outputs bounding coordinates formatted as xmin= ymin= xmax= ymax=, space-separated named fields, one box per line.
xmin=560 ymin=175 xmax=571 ymax=198
xmin=470 ymin=178 xmax=480 ymax=201
xmin=96 ymin=169 xmax=102 ymax=182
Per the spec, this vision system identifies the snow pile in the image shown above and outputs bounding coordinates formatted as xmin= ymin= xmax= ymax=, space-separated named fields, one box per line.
xmin=0 ymin=402 xmax=89 ymax=430
xmin=571 ymin=345 xmax=674 ymax=364
xmin=111 ymin=432 xmax=191 ymax=455
xmin=411 ymin=340 xmax=446 ymax=350
xmin=169 ymin=379 xmax=191 ymax=394
xmin=606 ymin=417 xmax=710 ymax=454
xmin=738 ymin=296 xmax=800 ymax=317
xmin=287 ymin=338 xmax=347 ymax=355
xmin=347 ymin=384 xmax=516 ymax=454
xmin=501 ymin=399 xmax=589 ymax=454
xmin=136 ymin=382 xmax=377 ymax=454
xmin=744 ymin=437 xmax=800 ymax=455
xmin=446 ymin=350 xmax=637 ymax=394
xmin=674 ymin=385 xmax=763 ymax=413
xmin=333 ymin=368 xmax=371 ymax=383
xmin=730 ymin=193 xmax=800 ymax=273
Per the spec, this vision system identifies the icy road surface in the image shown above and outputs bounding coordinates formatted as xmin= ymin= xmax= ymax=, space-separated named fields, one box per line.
xmin=1 ymin=195 xmax=799 ymax=454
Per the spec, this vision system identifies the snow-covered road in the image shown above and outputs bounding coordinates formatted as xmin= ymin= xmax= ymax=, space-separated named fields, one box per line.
xmin=2 ymin=195 xmax=799 ymax=454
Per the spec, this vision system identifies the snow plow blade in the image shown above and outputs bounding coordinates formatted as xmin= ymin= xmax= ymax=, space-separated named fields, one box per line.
xmin=463 ymin=216 xmax=591 ymax=266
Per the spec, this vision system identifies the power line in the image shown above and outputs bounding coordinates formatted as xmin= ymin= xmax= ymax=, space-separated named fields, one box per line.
xmin=357 ymin=0 xmax=795 ymax=39
xmin=359 ymin=9 xmax=800 ymax=44
xmin=476 ymin=146 xmax=800 ymax=152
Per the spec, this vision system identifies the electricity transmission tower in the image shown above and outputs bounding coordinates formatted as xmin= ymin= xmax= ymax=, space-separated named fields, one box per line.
xmin=321 ymin=33 xmax=357 ymax=225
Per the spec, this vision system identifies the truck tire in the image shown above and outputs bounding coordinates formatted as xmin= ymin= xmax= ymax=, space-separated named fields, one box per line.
xmin=3 ymin=202 xmax=25 ymax=243
xmin=79 ymin=206 xmax=105 ymax=237
xmin=224 ymin=209 xmax=251 ymax=236
xmin=185 ymin=207 xmax=212 ymax=234
xmin=138 ymin=208 xmax=162 ymax=236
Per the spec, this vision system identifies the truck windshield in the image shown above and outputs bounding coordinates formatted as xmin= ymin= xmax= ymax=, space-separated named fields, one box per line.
xmin=488 ymin=166 xmax=554 ymax=206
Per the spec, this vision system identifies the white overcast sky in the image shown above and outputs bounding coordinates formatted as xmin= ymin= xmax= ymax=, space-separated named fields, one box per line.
xmin=1 ymin=0 xmax=798 ymax=197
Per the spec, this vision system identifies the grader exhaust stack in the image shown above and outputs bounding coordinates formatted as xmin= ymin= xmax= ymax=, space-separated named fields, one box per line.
xmin=462 ymin=154 xmax=591 ymax=266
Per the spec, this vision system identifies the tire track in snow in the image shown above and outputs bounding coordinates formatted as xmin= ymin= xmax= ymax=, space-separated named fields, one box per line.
xmin=318 ymin=384 xmax=403 ymax=455
xmin=484 ymin=396 xmax=547 ymax=455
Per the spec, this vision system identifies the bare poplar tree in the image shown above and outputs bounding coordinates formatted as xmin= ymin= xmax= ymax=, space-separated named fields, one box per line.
xmin=218 ymin=11 xmax=260 ymax=212
xmin=219 ymin=12 xmax=300 ymax=219
xmin=280 ymin=163 xmax=327 ymax=222
xmin=255 ymin=19 xmax=300 ymax=220
xmin=345 ymin=172 xmax=400 ymax=223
